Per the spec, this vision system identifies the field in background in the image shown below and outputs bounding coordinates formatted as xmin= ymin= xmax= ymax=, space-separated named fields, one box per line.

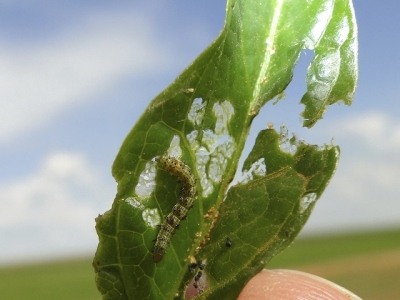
xmin=0 ymin=258 xmax=99 ymax=300
xmin=1 ymin=228 xmax=399 ymax=300
xmin=268 ymin=227 xmax=400 ymax=300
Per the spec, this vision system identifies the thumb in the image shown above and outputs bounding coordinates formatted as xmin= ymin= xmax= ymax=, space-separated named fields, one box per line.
xmin=238 ymin=269 xmax=362 ymax=300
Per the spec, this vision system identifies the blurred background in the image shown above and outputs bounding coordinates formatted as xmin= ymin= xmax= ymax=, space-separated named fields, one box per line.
xmin=0 ymin=1 xmax=399 ymax=299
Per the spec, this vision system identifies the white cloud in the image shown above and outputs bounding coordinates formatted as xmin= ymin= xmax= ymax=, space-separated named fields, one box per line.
xmin=0 ymin=152 xmax=114 ymax=263
xmin=0 ymin=9 xmax=168 ymax=145
xmin=302 ymin=111 xmax=400 ymax=234
xmin=337 ymin=111 xmax=400 ymax=151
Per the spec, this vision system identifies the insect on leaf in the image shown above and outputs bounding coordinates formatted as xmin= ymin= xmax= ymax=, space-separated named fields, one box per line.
xmin=93 ymin=0 xmax=358 ymax=299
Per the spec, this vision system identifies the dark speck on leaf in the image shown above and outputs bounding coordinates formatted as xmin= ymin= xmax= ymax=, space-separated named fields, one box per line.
xmin=198 ymin=260 xmax=206 ymax=270
xmin=188 ymin=262 xmax=197 ymax=273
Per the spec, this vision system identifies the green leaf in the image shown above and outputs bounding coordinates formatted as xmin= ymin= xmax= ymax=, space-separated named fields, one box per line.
xmin=194 ymin=129 xmax=339 ymax=299
xmin=93 ymin=0 xmax=357 ymax=299
xmin=300 ymin=0 xmax=358 ymax=127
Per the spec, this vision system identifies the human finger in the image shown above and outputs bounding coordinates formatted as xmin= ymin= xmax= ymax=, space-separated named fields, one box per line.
xmin=238 ymin=269 xmax=362 ymax=300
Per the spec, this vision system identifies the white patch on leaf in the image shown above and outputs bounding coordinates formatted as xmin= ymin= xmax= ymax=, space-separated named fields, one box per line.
xmin=186 ymin=99 xmax=236 ymax=197
xmin=142 ymin=208 xmax=161 ymax=227
xmin=135 ymin=161 xmax=157 ymax=198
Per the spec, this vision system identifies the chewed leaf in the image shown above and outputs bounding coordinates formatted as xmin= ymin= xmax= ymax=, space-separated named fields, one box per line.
xmin=300 ymin=0 xmax=358 ymax=127
xmin=93 ymin=0 xmax=357 ymax=299
xmin=194 ymin=129 xmax=339 ymax=299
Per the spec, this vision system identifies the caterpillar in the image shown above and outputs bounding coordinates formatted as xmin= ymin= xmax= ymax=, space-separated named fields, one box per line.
xmin=153 ymin=153 xmax=198 ymax=263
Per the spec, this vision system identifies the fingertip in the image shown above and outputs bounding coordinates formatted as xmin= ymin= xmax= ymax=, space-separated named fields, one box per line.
xmin=238 ymin=269 xmax=362 ymax=300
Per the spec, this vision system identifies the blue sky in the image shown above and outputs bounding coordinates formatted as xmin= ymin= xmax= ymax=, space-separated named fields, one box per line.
xmin=1 ymin=0 xmax=399 ymax=265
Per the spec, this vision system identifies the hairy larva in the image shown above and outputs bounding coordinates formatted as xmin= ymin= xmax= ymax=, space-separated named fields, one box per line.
xmin=153 ymin=153 xmax=198 ymax=263
xmin=188 ymin=262 xmax=198 ymax=274
xmin=197 ymin=260 xmax=206 ymax=270
xmin=194 ymin=271 xmax=202 ymax=282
